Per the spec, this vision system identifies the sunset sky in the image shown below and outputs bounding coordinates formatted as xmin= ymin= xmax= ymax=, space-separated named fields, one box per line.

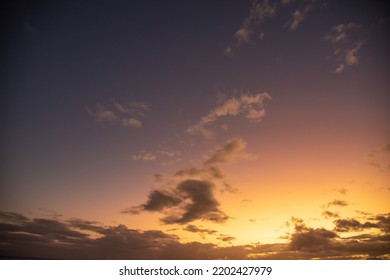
xmin=1 ymin=0 xmax=389 ymax=259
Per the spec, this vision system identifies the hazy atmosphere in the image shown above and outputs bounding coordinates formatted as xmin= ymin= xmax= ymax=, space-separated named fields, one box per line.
xmin=1 ymin=0 xmax=389 ymax=259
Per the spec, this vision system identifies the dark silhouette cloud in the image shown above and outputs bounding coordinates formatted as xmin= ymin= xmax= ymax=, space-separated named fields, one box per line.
xmin=162 ymin=180 xmax=229 ymax=224
xmin=1 ymin=211 xmax=390 ymax=260
xmin=124 ymin=179 xmax=229 ymax=225
xmin=334 ymin=218 xmax=379 ymax=232
xmin=183 ymin=225 xmax=218 ymax=239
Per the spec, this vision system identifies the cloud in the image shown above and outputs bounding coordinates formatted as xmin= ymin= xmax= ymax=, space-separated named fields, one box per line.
xmin=333 ymin=218 xmax=379 ymax=232
xmin=87 ymin=101 xmax=148 ymax=128
xmin=204 ymin=137 xmax=255 ymax=165
xmin=226 ymin=0 xmax=325 ymax=54
xmin=217 ymin=235 xmax=236 ymax=243
xmin=325 ymin=23 xmax=364 ymax=74
xmin=162 ymin=180 xmax=229 ymax=224
xmin=290 ymin=227 xmax=338 ymax=251
xmin=327 ymin=199 xmax=349 ymax=208
xmin=174 ymin=166 xmax=225 ymax=180
xmin=1 ymin=211 xmax=390 ymax=260
xmin=183 ymin=224 xmax=218 ymax=238
xmin=187 ymin=92 xmax=270 ymax=139
xmin=229 ymin=0 xmax=278 ymax=46
xmin=368 ymin=144 xmax=390 ymax=171
xmin=132 ymin=152 xmax=157 ymax=162
xmin=121 ymin=118 xmax=142 ymax=128
xmin=124 ymin=179 xmax=229 ymax=225
xmin=322 ymin=211 xmax=340 ymax=219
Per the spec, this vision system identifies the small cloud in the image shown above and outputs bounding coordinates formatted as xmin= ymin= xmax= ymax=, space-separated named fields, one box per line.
xmin=87 ymin=105 xmax=118 ymax=122
xmin=327 ymin=199 xmax=349 ymax=208
xmin=183 ymin=225 xmax=218 ymax=239
xmin=217 ymin=235 xmax=236 ymax=243
xmin=187 ymin=92 xmax=270 ymax=139
xmin=322 ymin=211 xmax=340 ymax=219
xmin=87 ymin=101 xmax=148 ymax=128
xmin=334 ymin=187 xmax=348 ymax=195
xmin=204 ymin=138 xmax=255 ymax=165
xmin=224 ymin=46 xmax=235 ymax=57
xmin=132 ymin=152 xmax=157 ymax=162
xmin=121 ymin=118 xmax=142 ymax=128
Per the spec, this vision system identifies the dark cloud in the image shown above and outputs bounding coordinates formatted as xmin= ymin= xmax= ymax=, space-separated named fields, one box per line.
xmin=162 ymin=180 xmax=229 ymax=224
xmin=322 ymin=211 xmax=340 ymax=219
xmin=327 ymin=199 xmax=349 ymax=208
xmin=183 ymin=225 xmax=218 ymax=239
xmin=334 ymin=218 xmax=379 ymax=232
xmin=125 ymin=179 xmax=229 ymax=225
xmin=288 ymin=217 xmax=338 ymax=251
xmin=217 ymin=235 xmax=236 ymax=243
xmin=1 ymin=211 xmax=390 ymax=260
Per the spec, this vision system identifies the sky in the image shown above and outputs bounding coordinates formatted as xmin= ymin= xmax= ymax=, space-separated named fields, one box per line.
xmin=1 ymin=0 xmax=389 ymax=259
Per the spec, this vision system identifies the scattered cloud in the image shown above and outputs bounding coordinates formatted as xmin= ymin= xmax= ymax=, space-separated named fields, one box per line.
xmin=232 ymin=0 xmax=277 ymax=44
xmin=325 ymin=22 xmax=364 ymax=74
xmin=204 ymin=137 xmax=255 ymax=165
xmin=187 ymin=92 xmax=270 ymax=139
xmin=287 ymin=5 xmax=310 ymax=30
xmin=132 ymin=149 xmax=181 ymax=164
xmin=132 ymin=152 xmax=157 ymax=162
xmin=87 ymin=101 xmax=149 ymax=128
xmin=226 ymin=0 xmax=325 ymax=55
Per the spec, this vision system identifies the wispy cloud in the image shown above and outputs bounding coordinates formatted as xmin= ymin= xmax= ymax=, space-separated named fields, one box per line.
xmin=234 ymin=0 xmax=277 ymax=43
xmin=132 ymin=149 xmax=181 ymax=164
xmin=368 ymin=144 xmax=390 ymax=171
xmin=132 ymin=152 xmax=157 ymax=162
xmin=187 ymin=92 xmax=270 ymax=139
xmin=204 ymin=137 xmax=255 ymax=165
xmin=226 ymin=0 xmax=325 ymax=55
xmin=325 ymin=22 xmax=364 ymax=74
xmin=87 ymin=101 xmax=149 ymax=128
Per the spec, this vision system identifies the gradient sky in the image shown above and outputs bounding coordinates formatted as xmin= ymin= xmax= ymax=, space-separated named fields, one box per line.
xmin=1 ymin=0 xmax=389 ymax=259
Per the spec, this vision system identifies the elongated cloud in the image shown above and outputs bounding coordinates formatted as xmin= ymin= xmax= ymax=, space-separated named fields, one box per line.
xmin=1 ymin=211 xmax=390 ymax=259
xmin=87 ymin=101 xmax=149 ymax=128
xmin=187 ymin=92 xmax=270 ymax=139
